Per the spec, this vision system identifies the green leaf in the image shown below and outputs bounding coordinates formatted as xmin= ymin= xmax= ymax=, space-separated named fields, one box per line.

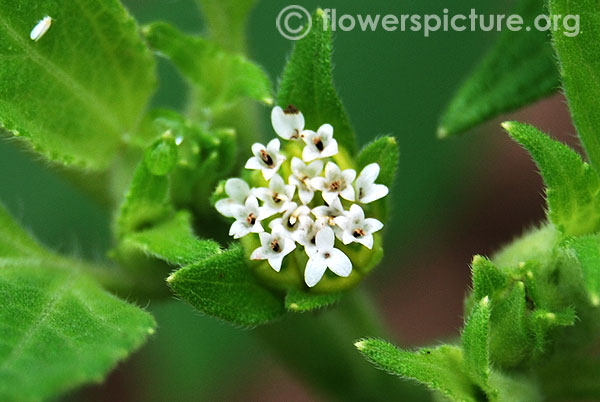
xmin=462 ymin=297 xmax=492 ymax=394
xmin=504 ymin=121 xmax=600 ymax=237
xmin=143 ymin=22 xmax=272 ymax=109
xmin=195 ymin=0 xmax=256 ymax=52
xmin=356 ymin=136 xmax=399 ymax=187
xmin=550 ymin=0 xmax=600 ymax=169
xmin=0 ymin=204 xmax=155 ymax=401
xmin=116 ymin=137 xmax=176 ymax=236
xmin=120 ymin=211 xmax=221 ymax=267
xmin=471 ymin=255 xmax=508 ymax=302
xmin=277 ymin=9 xmax=357 ymax=155
xmin=567 ymin=234 xmax=600 ymax=306
xmin=489 ymin=281 xmax=530 ymax=368
xmin=356 ymin=340 xmax=478 ymax=402
xmin=438 ymin=0 xmax=558 ymax=137
xmin=0 ymin=0 xmax=156 ymax=168
xmin=168 ymin=244 xmax=286 ymax=327
xmin=285 ymin=289 xmax=343 ymax=312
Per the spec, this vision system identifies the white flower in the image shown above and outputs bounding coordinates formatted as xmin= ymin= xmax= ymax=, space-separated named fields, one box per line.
xmin=269 ymin=202 xmax=310 ymax=239
xmin=271 ymin=105 xmax=305 ymax=140
xmin=245 ymin=139 xmax=286 ymax=180
xmin=311 ymin=162 xmax=356 ymax=205
xmin=289 ymin=157 xmax=323 ymax=205
xmin=355 ymin=163 xmax=389 ymax=204
xmin=215 ymin=178 xmax=251 ymax=218
xmin=334 ymin=204 xmax=383 ymax=249
xmin=294 ymin=215 xmax=319 ymax=248
xmin=304 ymin=227 xmax=352 ymax=287
xmin=250 ymin=228 xmax=296 ymax=272
xmin=312 ymin=199 xmax=345 ymax=240
xmin=253 ymin=174 xmax=296 ymax=219
xmin=228 ymin=196 xmax=264 ymax=239
xmin=302 ymin=124 xmax=338 ymax=161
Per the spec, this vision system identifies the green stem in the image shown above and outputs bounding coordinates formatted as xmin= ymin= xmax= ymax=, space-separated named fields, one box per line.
xmin=255 ymin=289 xmax=431 ymax=402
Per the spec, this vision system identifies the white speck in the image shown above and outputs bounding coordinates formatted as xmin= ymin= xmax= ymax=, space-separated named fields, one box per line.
xmin=175 ymin=136 xmax=184 ymax=146
xmin=30 ymin=16 xmax=52 ymax=42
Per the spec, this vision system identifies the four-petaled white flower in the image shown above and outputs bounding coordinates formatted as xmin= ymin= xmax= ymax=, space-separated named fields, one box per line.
xmin=302 ymin=124 xmax=338 ymax=162
xmin=355 ymin=163 xmax=389 ymax=204
xmin=269 ymin=202 xmax=311 ymax=239
xmin=312 ymin=199 xmax=345 ymax=241
xmin=311 ymin=162 xmax=356 ymax=205
xmin=251 ymin=228 xmax=296 ymax=272
xmin=271 ymin=105 xmax=305 ymax=140
xmin=215 ymin=178 xmax=251 ymax=218
xmin=217 ymin=106 xmax=391 ymax=288
xmin=334 ymin=204 xmax=383 ymax=249
xmin=253 ymin=174 xmax=296 ymax=219
xmin=245 ymin=139 xmax=286 ymax=180
xmin=289 ymin=157 xmax=323 ymax=205
xmin=228 ymin=196 xmax=264 ymax=239
xmin=304 ymin=227 xmax=352 ymax=287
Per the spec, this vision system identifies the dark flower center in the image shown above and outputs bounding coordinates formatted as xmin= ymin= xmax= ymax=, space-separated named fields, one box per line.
xmin=260 ymin=149 xmax=274 ymax=167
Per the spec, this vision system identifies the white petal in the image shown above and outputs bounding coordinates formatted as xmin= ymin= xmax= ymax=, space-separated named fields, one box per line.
xmin=230 ymin=221 xmax=250 ymax=239
xmin=250 ymin=222 xmax=264 ymax=233
xmin=315 ymin=226 xmax=335 ymax=250
xmin=326 ymin=249 xmax=352 ymax=277
xmin=365 ymin=218 xmax=384 ymax=233
xmin=281 ymin=238 xmax=297 ymax=257
xmin=325 ymin=162 xmax=340 ymax=179
xmin=258 ymin=206 xmax=278 ymax=220
xmin=245 ymin=157 xmax=263 ymax=170
xmin=356 ymin=234 xmax=374 ymax=249
xmin=318 ymin=124 xmax=334 ymax=141
xmin=361 ymin=184 xmax=389 ymax=204
xmin=307 ymin=160 xmax=324 ymax=177
xmin=358 ymin=163 xmax=380 ymax=185
xmin=328 ymin=198 xmax=344 ymax=211
xmin=267 ymin=138 xmax=281 ymax=153
xmin=291 ymin=157 xmax=304 ymax=174
xmin=270 ymin=174 xmax=285 ymax=190
xmin=225 ymin=178 xmax=250 ymax=202
xmin=349 ymin=204 xmax=365 ymax=220
xmin=253 ymin=187 xmax=270 ymax=202
xmin=341 ymin=230 xmax=354 ymax=245
xmin=311 ymin=177 xmax=326 ymax=192
xmin=333 ymin=215 xmax=349 ymax=228
xmin=302 ymin=145 xmax=321 ymax=162
xmin=321 ymin=140 xmax=338 ymax=158
xmin=245 ymin=196 xmax=260 ymax=211
xmin=262 ymin=167 xmax=277 ymax=181
xmin=271 ymin=106 xmax=304 ymax=140
xmin=251 ymin=143 xmax=265 ymax=155
xmin=339 ymin=185 xmax=355 ymax=202
xmin=268 ymin=255 xmax=285 ymax=272
xmin=215 ymin=199 xmax=241 ymax=218
xmin=269 ymin=218 xmax=283 ymax=230
xmin=305 ymin=257 xmax=327 ymax=287
xmin=302 ymin=130 xmax=317 ymax=145
xmin=284 ymin=184 xmax=296 ymax=200
xmin=342 ymin=169 xmax=357 ymax=184
xmin=251 ymin=247 xmax=267 ymax=260
xmin=298 ymin=187 xmax=314 ymax=205
xmin=322 ymin=190 xmax=339 ymax=206
xmin=259 ymin=232 xmax=271 ymax=245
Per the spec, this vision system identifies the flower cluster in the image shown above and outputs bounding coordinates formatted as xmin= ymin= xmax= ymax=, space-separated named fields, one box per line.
xmin=215 ymin=106 xmax=389 ymax=287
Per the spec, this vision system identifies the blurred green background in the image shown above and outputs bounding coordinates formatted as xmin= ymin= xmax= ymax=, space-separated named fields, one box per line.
xmin=1 ymin=0 xmax=571 ymax=400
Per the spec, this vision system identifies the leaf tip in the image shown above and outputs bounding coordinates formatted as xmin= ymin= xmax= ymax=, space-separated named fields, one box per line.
xmin=501 ymin=121 xmax=515 ymax=132
xmin=591 ymin=293 xmax=600 ymax=307
xmin=263 ymin=97 xmax=274 ymax=106
xmin=437 ymin=126 xmax=449 ymax=139
xmin=166 ymin=272 xmax=177 ymax=284
xmin=471 ymin=254 xmax=485 ymax=265
xmin=354 ymin=339 xmax=367 ymax=352
xmin=288 ymin=302 xmax=300 ymax=311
